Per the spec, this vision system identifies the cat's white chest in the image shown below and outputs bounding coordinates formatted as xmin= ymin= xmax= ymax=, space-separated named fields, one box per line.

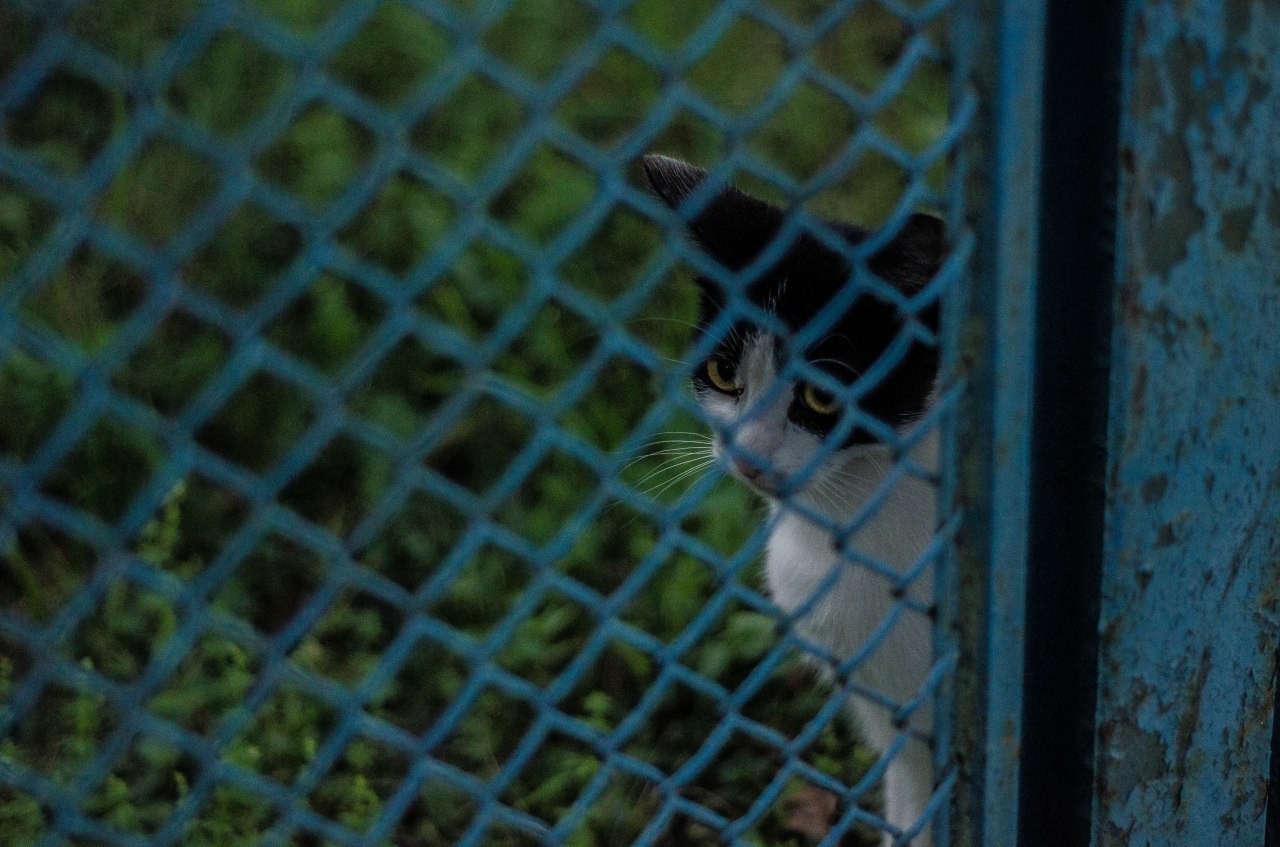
xmin=760 ymin=439 xmax=937 ymax=702
xmin=764 ymin=514 xmax=881 ymax=659
xmin=764 ymin=509 xmax=926 ymax=701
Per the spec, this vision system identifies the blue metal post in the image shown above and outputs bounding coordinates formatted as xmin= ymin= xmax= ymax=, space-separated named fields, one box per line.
xmin=1092 ymin=1 xmax=1280 ymax=844
xmin=942 ymin=2 xmax=1046 ymax=846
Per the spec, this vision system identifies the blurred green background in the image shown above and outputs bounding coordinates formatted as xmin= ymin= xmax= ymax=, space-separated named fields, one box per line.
xmin=0 ymin=0 xmax=948 ymax=844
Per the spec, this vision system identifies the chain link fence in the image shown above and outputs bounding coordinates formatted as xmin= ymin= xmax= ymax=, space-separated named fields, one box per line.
xmin=0 ymin=1 xmax=972 ymax=844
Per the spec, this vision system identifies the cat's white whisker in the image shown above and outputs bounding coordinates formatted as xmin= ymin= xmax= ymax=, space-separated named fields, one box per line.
xmin=615 ymin=434 xmax=714 ymax=469
xmin=617 ymin=451 xmax=703 ymax=477
xmin=619 ymin=438 xmax=711 ymax=458
xmin=619 ymin=442 xmax=712 ymax=464
xmin=642 ymin=468 xmax=714 ymax=504
xmin=639 ymin=458 xmax=716 ymax=501
xmin=808 ymin=356 xmax=858 ymax=376
xmin=822 ymin=471 xmax=876 ymax=491
xmin=628 ymin=452 xmax=713 ymax=488
xmin=633 ymin=437 xmax=713 ymax=448
xmin=603 ymin=448 xmax=712 ymax=519
xmin=627 ymin=316 xmax=701 ymax=331
xmin=805 ymin=478 xmax=848 ymax=519
xmin=623 ymin=449 xmax=710 ymax=477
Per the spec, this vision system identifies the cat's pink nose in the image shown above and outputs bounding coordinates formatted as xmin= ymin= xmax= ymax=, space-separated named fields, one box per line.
xmin=733 ymin=457 xmax=762 ymax=480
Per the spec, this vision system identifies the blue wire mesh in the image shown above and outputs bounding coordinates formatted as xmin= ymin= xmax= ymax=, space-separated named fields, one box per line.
xmin=0 ymin=0 xmax=972 ymax=844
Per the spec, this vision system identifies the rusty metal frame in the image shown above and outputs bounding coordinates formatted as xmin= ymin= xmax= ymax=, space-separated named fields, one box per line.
xmin=940 ymin=3 xmax=1046 ymax=846
xmin=1090 ymin=2 xmax=1280 ymax=844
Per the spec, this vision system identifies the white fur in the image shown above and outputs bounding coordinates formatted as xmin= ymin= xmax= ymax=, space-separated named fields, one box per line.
xmin=701 ymin=333 xmax=937 ymax=847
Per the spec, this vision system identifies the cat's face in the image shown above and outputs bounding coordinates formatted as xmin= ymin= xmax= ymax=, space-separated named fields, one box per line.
xmin=643 ymin=155 xmax=944 ymax=499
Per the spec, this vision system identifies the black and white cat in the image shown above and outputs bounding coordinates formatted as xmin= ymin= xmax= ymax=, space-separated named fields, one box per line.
xmin=643 ymin=155 xmax=945 ymax=847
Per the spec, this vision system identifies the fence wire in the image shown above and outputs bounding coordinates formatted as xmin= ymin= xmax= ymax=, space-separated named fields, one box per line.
xmin=0 ymin=1 xmax=972 ymax=845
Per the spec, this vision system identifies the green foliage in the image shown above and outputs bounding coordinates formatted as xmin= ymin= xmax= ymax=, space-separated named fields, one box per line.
xmin=0 ymin=1 xmax=946 ymax=845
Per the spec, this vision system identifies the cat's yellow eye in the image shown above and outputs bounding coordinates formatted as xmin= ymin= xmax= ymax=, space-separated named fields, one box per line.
xmin=705 ymin=359 xmax=741 ymax=393
xmin=801 ymin=384 xmax=840 ymax=415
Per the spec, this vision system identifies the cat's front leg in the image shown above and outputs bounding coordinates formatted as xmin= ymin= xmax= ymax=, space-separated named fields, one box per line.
xmin=882 ymin=737 xmax=934 ymax=847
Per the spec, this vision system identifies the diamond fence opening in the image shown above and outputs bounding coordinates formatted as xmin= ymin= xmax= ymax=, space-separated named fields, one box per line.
xmin=0 ymin=1 xmax=972 ymax=846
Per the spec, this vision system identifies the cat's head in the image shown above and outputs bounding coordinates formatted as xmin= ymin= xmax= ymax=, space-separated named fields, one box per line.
xmin=643 ymin=154 xmax=944 ymax=499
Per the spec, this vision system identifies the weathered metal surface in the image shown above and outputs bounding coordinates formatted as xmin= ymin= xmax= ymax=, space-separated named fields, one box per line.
xmin=942 ymin=2 xmax=1045 ymax=846
xmin=1094 ymin=2 xmax=1280 ymax=845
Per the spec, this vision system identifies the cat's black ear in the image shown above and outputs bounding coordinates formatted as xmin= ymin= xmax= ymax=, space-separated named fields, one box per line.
xmin=642 ymin=154 xmax=783 ymax=270
xmin=641 ymin=155 xmax=707 ymax=210
xmin=868 ymin=212 xmax=946 ymax=292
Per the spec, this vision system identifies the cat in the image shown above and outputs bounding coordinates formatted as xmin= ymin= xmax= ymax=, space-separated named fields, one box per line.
xmin=643 ymin=155 xmax=945 ymax=847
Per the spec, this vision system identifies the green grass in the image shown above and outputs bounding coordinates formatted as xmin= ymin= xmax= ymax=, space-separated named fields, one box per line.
xmin=0 ymin=1 xmax=948 ymax=845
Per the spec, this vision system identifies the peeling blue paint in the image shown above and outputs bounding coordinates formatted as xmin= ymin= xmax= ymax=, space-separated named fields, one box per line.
xmin=1094 ymin=1 xmax=1280 ymax=844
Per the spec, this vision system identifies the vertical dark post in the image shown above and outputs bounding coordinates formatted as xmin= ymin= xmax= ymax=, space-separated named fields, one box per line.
xmin=1018 ymin=0 xmax=1125 ymax=843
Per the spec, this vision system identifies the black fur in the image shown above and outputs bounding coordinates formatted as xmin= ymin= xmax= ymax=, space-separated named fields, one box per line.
xmin=643 ymin=154 xmax=944 ymax=446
